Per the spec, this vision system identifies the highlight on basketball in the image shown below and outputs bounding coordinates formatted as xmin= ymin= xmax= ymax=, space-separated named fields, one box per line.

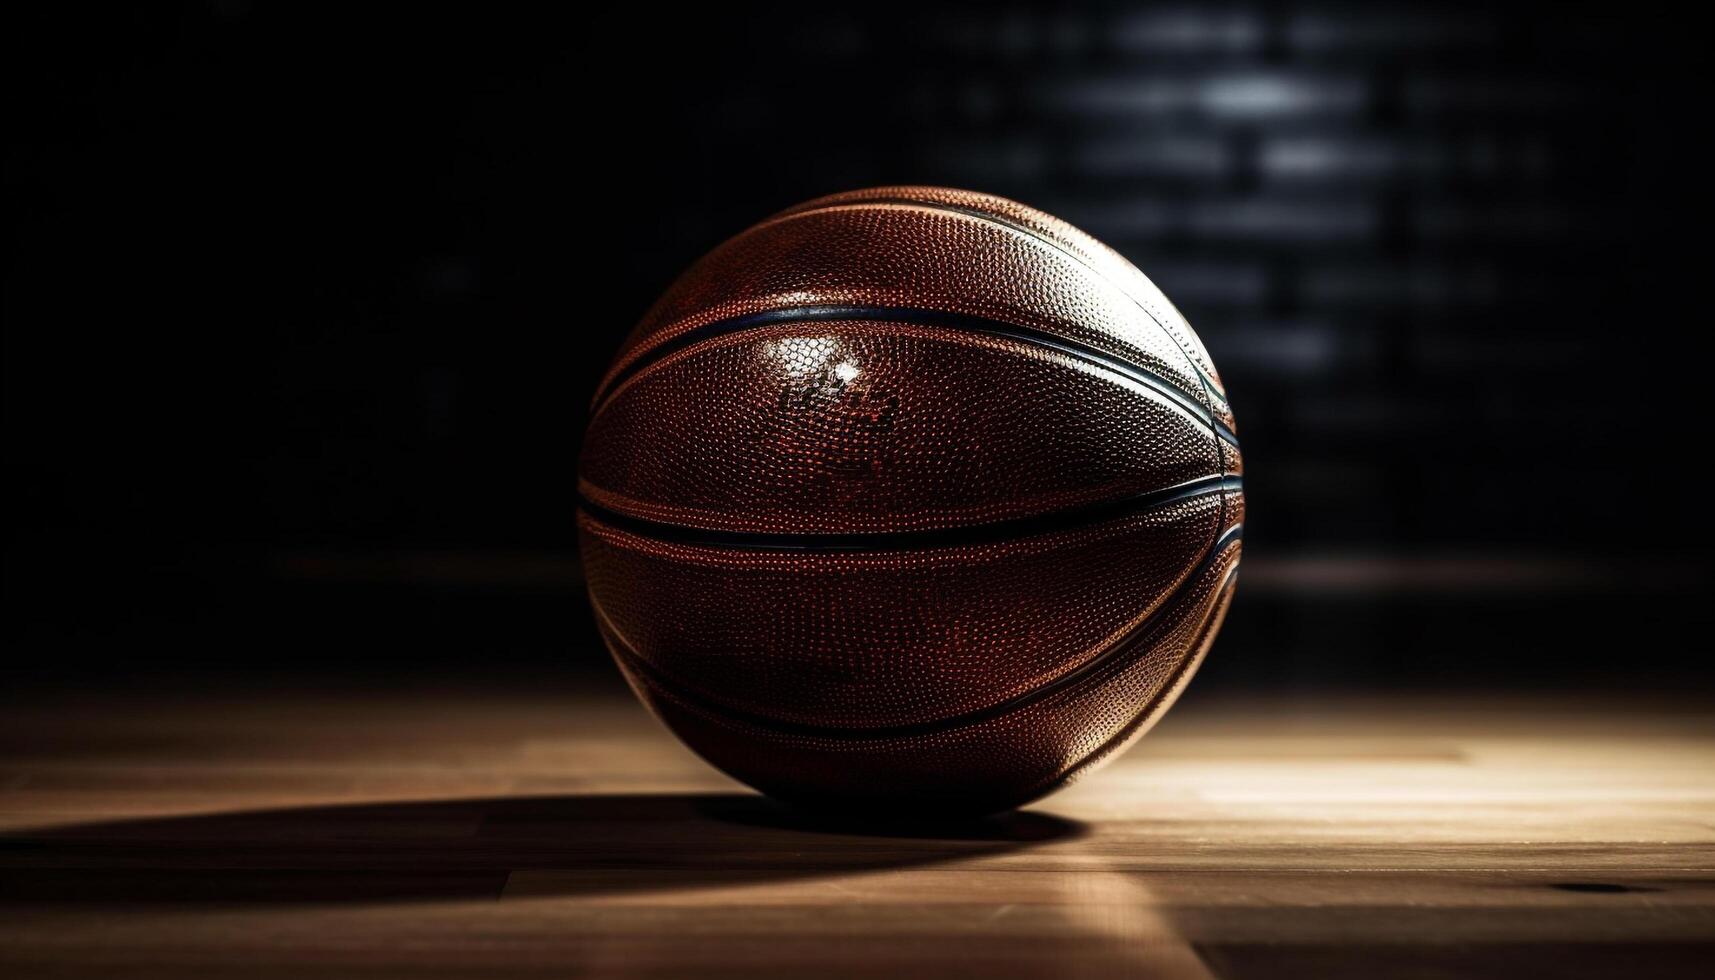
xmin=5 ymin=5 xmax=1709 ymax=979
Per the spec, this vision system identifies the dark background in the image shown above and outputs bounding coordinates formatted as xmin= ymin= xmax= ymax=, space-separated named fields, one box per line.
xmin=6 ymin=2 xmax=1712 ymax=695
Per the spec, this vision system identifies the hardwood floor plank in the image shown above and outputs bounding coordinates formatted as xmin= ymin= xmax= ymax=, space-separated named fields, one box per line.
xmin=2 ymin=686 xmax=1710 ymax=977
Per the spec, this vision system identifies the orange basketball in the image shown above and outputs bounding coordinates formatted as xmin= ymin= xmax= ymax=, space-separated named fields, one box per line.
xmin=579 ymin=187 xmax=1242 ymax=813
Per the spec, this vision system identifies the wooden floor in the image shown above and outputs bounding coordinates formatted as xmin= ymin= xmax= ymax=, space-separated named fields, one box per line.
xmin=1 ymin=679 xmax=1711 ymax=978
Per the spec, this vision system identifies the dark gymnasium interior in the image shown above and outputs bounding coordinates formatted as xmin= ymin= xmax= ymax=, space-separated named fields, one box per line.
xmin=4 ymin=3 xmax=1713 ymax=978
xmin=10 ymin=3 xmax=1712 ymax=692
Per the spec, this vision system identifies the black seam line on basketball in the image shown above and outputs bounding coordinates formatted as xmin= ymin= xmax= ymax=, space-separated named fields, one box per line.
xmin=1022 ymin=562 xmax=1238 ymax=804
xmin=601 ymin=522 xmax=1243 ymax=743
xmin=578 ymin=475 xmax=1241 ymax=553
xmin=594 ymin=305 xmax=1238 ymax=447
xmin=830 ymin=197 xmax=1238 ymax=504
xmin=791 ymin=196 xmax=1229 ymax=405
xmin=592 ymin=305 xmax=1227 ymax=443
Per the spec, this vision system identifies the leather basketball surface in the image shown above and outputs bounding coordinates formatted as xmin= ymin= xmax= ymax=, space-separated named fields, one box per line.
xmin=579 ymin=186 xmax=1243 ymax=814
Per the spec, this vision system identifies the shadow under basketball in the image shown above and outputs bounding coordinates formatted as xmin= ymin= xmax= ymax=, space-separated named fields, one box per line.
xmin=0 ymin=792 xmax=1085 ymax=906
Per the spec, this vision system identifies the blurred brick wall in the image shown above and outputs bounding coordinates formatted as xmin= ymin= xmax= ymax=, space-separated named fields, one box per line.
xmin=575 ymin=2 xmax=1697 ymax=560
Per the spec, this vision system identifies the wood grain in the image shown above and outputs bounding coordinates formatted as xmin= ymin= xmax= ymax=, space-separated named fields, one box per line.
xmin=2 ymin=681 xmax=1711 ymax=978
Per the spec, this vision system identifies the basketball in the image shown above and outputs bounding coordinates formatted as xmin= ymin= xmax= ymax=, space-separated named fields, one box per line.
xmin=578 ymin=186 xmax=1242 ymax=813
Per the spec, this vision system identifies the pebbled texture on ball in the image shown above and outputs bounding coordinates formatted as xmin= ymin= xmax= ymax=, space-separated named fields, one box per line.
xmin=578 ymin=186 xmax=1243 ymax=814
xmin=607 ymin=535 xmax=1239 ymax=814
xmin=583 ymin=321 xmax=1219 ymax=533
